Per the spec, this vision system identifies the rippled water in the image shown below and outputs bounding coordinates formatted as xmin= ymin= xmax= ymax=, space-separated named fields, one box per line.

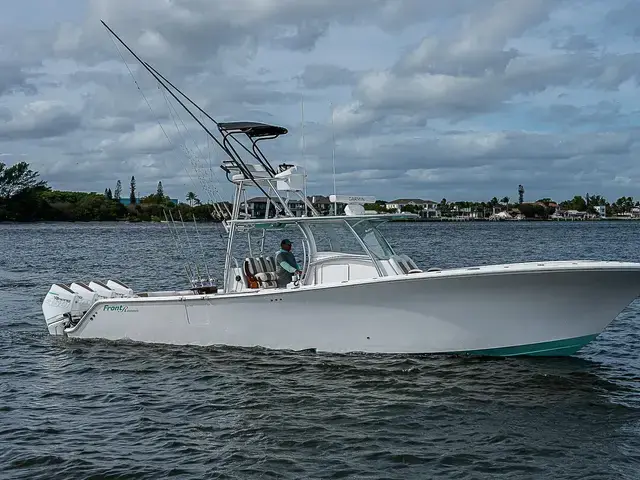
xmin=1 ymin=221 xmax=639 ymax=479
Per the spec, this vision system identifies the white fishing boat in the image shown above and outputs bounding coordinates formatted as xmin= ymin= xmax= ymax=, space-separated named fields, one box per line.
xmin=40 ymin=22 xmax=640 ymax=357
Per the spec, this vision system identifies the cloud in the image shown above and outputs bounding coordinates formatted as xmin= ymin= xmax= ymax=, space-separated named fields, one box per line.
xmin=298 ymin=64 xmax=357 ymax=89
xmin=0 ymin=100 xmax=81 ymax=140
xmin=555 ymin=34 xmax=597 ymax=52
xmin=324 ymin=129 xmax=637 ymax=174
xmin=605 ymin=1 xmax=640 ymax=37
xmin=0 ymin=0 xmax=639 ymax=204
xmin=96 ymin=124 xmax=174 ymax=156
xmin=0 ymin=62 xmax=39 ymax=96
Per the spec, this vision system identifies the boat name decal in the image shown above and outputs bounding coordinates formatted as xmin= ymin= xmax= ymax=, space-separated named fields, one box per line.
xmin=103 ymin=305 xmax=129 ymax=312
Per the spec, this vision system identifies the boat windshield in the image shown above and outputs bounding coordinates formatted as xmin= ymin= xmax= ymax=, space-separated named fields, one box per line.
xmin=309 ymin=222 xmax=367 ymax=255
xmin=348 ymin=219 xmax=395 ymax=260
xmin=230 ymin=217 xmax=398 ymax=265
xmin=307 ymin=219 xmax=395 ymax=260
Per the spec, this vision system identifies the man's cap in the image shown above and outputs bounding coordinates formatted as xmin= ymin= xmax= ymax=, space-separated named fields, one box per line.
xmin=281 ymin=239 xmax=292 ymax=245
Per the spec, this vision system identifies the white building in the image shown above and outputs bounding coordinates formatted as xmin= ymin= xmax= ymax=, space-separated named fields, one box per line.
xmin=385 ymin=199 xmax=439 ymax=217
xmin=593 ymin=205 xmax=606 ymax=218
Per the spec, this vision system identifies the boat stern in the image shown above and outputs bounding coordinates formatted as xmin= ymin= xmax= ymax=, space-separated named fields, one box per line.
xmin=42 ymin=284 xmax=84 ymax=335
xmin=41 ymin=279 xmax=136 ymax=336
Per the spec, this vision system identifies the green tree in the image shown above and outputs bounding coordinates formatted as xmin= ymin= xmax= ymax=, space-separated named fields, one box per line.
xmin=365 ymin=202 xmax=387 ymax=213
xmin=613 ymin=196 xmax=634 ymax=214
xmin=114 ymin=180 xmax=122 ymax=201
xmin=106 ymin=188 xmax=113 ymax=200
xmin=129 ymin=176 xmax=136 ymax=205
xmin=401 ymin=204 xmax=422 ymax=214
xmin=570 ymin=195 xmax=587 ymax=211
xmin=186 ymin=191 xmax=198 ymax=207
xmin=0 ymin=162 xmax=48 ymax=200
xmin=589 ymin=194 xmax=606 ymax=206
xmin=439 ymin=198 xmax=448 ymax=215
xmin=518 ymin=203 xmax=547 ymax=219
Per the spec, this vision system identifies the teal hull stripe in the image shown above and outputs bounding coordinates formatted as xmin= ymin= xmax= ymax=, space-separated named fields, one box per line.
xmin=452 ymin=334 xmax=599 ymax=357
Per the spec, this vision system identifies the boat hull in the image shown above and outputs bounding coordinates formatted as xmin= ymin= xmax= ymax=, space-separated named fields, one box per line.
xmin=57 ymin=261 xmax=640 ymax=356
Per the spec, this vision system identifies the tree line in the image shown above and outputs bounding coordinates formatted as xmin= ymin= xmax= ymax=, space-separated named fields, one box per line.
xmin=103 ymin=176 xmax=202 ymax=207
xmin=366 ymin=194 xmax=639 ymax=219
xmin=1 ymin=161 xmax=638 ymax=222
xmin=0 ymin=162 xmax=221 ymax=222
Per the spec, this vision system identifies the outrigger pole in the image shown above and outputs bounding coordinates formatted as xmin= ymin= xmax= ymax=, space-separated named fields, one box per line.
xmin=144 ymin=63 xmax=277 ymax=176
xmin=100 ymin=20 xmax=284 ymax=211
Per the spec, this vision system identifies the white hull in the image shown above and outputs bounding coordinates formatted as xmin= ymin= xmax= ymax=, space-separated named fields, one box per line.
xmin=46 ymin=261 xmax=640 ymax=356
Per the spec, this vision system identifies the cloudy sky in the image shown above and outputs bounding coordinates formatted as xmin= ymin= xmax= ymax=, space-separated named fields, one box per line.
xmin=0 ymin=0 xmax=639 ymax=204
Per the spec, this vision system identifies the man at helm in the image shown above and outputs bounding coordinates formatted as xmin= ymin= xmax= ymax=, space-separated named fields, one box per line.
xmin=276 ymin=238 xmax=302 ymax=287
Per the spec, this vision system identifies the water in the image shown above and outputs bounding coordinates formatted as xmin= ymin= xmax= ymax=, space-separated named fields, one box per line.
xmin=1 ymin=221 xmax=639 ymax=479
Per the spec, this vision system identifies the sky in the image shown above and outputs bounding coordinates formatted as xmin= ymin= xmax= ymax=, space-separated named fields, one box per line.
xmin=0 ymin=0 xmax=639 ymax=204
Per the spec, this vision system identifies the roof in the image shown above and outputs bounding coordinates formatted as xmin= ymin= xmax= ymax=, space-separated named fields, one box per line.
xmin=217 ymin=121 xmax=288 ymax=138
xmin=388 ymin=198 xmax=433 ymax=205
xmin=309 ymin=195 xmax=331 ymax=204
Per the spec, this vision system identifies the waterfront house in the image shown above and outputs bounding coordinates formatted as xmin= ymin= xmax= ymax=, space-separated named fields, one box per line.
xmin=386 ymin=198 xmax=426 ymax=212
xmin=386 ymin=199 xmax=440 ymax=217
xmin=244 ymin=196 xmax=335 ymax=218
xmin=594 ymin=205 xmax=606 ymax=218
xmin=308 ymin=195 xmax=333 ymax=215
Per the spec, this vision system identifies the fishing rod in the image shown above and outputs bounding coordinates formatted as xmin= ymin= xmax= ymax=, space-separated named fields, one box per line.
xmin=100 ymin=21 xmax=225 ymax=154
xmin=144 ymin=62 xmax=275 ymax=173
xmin=100 ymin=20 xmax=283 ymax=210
xmin=145 ymin=62 xmax=219 ymax=127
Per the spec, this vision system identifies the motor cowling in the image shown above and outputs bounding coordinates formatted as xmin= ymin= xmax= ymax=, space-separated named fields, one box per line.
xmin=88 ymin=281 xmax=117 ymax=301
xmin=42 ymin=284 xmax=83 ymax=335
xmin=106 ymin=279 xmax=134 ymax=297
xmin=69 ymin=282 xmax=99 ymax=312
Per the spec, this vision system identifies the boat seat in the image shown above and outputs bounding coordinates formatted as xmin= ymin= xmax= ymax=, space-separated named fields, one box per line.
xmin=243 ymin=256 xmax=278 ymax=289
xmin=254 ymin=271 xmax=278 ymax=287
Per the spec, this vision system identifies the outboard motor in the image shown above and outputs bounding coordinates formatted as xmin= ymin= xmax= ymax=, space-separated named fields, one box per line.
xmin=41 ymin=284 xmax=83 ymax=335
xmin=106 ymin=279 xmax=134 ymax=298
xmin=69 ymin=282 xmax=99 ymax=312
xmin=88 ymin=280 xmax=117 ymax=300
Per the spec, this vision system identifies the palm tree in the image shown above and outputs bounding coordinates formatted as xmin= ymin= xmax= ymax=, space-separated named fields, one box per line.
xmin=439 ymin=198 xmax=448 ymax=216
xmin=186 ymin=191 xmax=198 ymax=207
